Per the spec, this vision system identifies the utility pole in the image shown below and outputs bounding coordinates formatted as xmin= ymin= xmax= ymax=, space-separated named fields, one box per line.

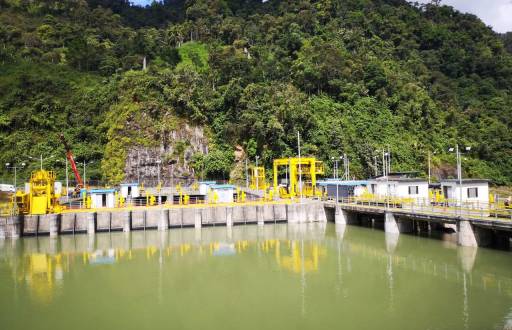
xmin=297 ymin=131 xmax=302 ymax=200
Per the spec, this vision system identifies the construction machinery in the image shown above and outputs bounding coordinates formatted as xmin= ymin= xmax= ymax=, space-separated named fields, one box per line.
xmin=59 ymin=134 xmax=83 ymax=194
xmin=14 ymin=170 xmax=62 ymax=215
xmin=249 ymin=166 xmax=266 ymax=190
xmin=273 ymin=158 xmax=324 ymax=199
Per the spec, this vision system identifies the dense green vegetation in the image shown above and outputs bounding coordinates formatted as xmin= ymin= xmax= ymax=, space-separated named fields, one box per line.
xmin=1 ymin=0 xmax=511 ymax=185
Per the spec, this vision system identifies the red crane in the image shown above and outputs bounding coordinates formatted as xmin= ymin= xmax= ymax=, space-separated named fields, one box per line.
xmin=59 ymin=134 xmax=84 ymax=192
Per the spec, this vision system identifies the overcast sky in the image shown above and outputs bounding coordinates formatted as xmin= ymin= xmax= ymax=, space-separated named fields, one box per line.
xmin=416 ymin=0 xmax=512 ymax=33
xmin=131 ymin=0 xmax=512 ymax=33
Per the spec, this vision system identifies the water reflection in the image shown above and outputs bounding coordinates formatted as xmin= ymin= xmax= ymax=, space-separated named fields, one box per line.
xmin=0 ymin=224 xmax=330 ymax=304
xmin=1 ymin=223 xmax=512 ymax=330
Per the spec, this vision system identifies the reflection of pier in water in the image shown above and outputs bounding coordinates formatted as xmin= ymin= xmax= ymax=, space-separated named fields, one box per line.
xmin=332 ymin=224 xmax=512 ymax=299
xmin=1 ymin=223 xmax=511 ymax=310
xmin=0 ymin=224 xmax=328 ymax=303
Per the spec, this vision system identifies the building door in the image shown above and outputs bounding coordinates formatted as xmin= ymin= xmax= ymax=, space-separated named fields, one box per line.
xmin=443 ymin=186 xmax=451 ymax=200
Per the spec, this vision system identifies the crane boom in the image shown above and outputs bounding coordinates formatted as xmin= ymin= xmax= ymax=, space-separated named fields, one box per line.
xmin=59 ymin=134 xmax=84 ymax=189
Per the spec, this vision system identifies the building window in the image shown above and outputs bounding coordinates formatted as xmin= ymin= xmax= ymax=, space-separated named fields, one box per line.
xmin=408 ymin=186 xmax=419 ymax=195
xmin=467 ymin=187 xmax=478 ymax=198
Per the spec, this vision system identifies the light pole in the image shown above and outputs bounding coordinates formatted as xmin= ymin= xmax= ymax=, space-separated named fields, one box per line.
xmin=245 ymin=158 xmax=249 ymax=188
xmin=382 ymin=150 xmax=386 ymax=177
xmin=342 ymin=153 xmax=350 ymax=181
xmin=427 ymin=150 xmax=437 ymax=185
xmin=65 ymin=158 xmax=69 ymax=200
xmin=449 ymin=145 xmax=471 ymax=215
xmin=55 ymin=159 xmax=69 ymax=201
xmin=374 ymin=155 xmax=378 ymax=177
xmin=28 ymin=154 xmax=55 ymax=171
xmin=331 ymin=156 xmax=342 ymax=179
xmin=83 ymin=160 xmax=94 ymax=189
xmin=297 ymin=131 xmax=302 ymax=200
xmin=255 ymin=156 xmax=260 ymax=191
xmin=5 ymin=162 xmax=25 ymax=189
xmin=385 ymin=152 xmax=390 ymax=208
xmin=387 ymin=146 xmax=391 ymax=174
xmin=156 ymin=159 xmax=162 ymax=205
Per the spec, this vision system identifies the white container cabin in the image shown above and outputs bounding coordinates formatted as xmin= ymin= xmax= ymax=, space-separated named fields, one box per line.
xmin=317 ymin=180 xmax=369 ymax=200
xmin=89 ymin=189 xmax=116 ymax=208
xmin=440 ymin=179 xmax=489 ymax=206
xmin=199 ymin=181 xmax=217 ymax=195
xmin=120 ymin=183 xmax=140 ymax=199
xmin=368 ymin=177 xmax=429 ymax=203
xmin=209 ymin=184 xmax=235 ymax=203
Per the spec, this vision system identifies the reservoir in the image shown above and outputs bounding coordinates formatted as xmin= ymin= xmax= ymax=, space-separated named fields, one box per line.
xmin=0 ymin=223 xmax=511 ymax=330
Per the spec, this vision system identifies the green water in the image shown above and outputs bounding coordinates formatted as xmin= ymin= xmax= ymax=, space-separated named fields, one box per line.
xmin=0 ymin=224 xmax=511 ymax=330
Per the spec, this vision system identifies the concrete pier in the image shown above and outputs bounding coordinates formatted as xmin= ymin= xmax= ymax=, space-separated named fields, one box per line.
xmin=385 ymin=212 xmax=400 ymax=234
xmin=334 ymin=206 xmax=348 ymax=225
xmin=325 ymin=200 xmax=512 ymax=248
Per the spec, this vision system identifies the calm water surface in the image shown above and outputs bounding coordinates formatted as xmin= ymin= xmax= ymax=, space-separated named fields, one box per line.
xmin=0 ymin=223 xmax=511 ymax=330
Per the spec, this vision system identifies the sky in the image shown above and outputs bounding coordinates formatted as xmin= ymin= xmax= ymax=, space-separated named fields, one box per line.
xmin=416 ymin=0 xmax=512 ymax=33
xmin=130 ymin=0 xmax=512 ymax=33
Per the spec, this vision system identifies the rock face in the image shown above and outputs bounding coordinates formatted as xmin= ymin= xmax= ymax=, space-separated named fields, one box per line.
xmin=124 ymin=124 xmax=208 ymax=185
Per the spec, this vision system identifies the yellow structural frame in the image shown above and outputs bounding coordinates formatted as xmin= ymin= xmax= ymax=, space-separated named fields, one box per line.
xmin=250 ymin=166 xmax=266 ymax=190
xmin=273 ymin=158 xmax=324 ymax=198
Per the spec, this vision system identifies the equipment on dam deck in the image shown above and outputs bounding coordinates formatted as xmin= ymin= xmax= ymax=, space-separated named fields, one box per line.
xmin=15 ymin=170 xmax=62 ymax=215
xmin=59 ymin=134 xmax=83 ymax=194
xmin=273 ymin=158 xmax=324 ymax=199
xmin=250 ymin=166 xmax=267 ymax=190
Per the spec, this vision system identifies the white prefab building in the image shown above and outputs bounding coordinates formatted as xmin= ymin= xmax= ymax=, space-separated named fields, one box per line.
xmin=89 ymin=189 xmax=116 ymax=208
xmin=210 ymin=184 xmax=235 ymax=203
xmin=440 ymin=179 xmax=489 ymax=206
xmin=199 ymin=181 xmax=217 ymax=195
xmin=317 ymin=180 xmax=369 ymax=199
xmin=120 ymin=183 xmax=140 ymax=199
xmin=368 ymin=178 xmax=429 ymax=202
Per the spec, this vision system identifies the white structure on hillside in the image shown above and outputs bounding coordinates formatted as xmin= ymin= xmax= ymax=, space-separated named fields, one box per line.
xmin=440 ymin=179 xmax=489 ymax=206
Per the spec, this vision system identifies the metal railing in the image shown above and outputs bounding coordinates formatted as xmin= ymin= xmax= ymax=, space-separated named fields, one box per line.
xmin=324 ymin=196 xmax=512 ymax=221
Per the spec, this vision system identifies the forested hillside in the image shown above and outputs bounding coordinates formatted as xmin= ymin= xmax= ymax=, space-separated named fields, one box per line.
xmin=1 ymin=0 xmax=511 ymax=185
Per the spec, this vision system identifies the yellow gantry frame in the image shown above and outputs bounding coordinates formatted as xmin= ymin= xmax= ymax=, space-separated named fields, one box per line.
xmin=273 ymin=158 xmax=324 ymax=199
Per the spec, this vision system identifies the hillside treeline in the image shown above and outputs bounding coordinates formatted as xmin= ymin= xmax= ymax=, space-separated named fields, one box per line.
xmin=0 ymin=0 xmax=511 ymax=184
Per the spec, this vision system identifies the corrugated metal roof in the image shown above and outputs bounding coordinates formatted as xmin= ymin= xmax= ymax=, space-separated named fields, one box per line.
xmin=317 ymin=180 xmax=369 ymax=186
xmin=441 ymin=179 xmax=489 ymax=184
xmin=89 ymin=189 xmax=116 ymax=194
xmin=210 ymin=184 xmax=236 ymax=189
